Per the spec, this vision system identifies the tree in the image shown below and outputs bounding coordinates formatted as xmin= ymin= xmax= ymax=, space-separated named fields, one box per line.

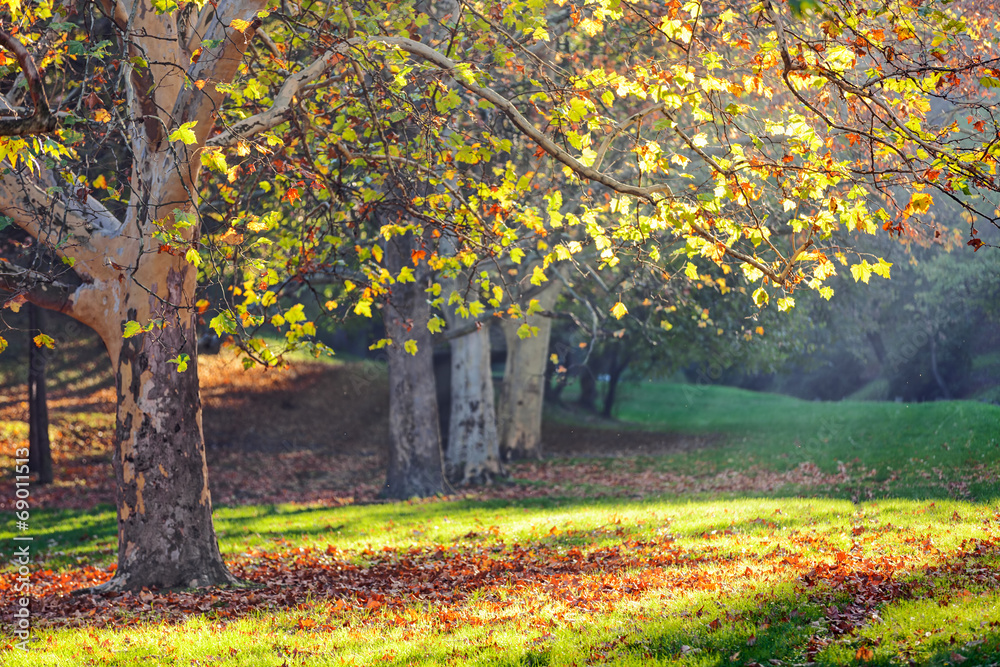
xmin=0 ymin=0 xmax=274 ymax=591
xmin=497 ymin=280 xmax=562 ymax=460
xmin=27 ymin=303 xmax=53 ymax=485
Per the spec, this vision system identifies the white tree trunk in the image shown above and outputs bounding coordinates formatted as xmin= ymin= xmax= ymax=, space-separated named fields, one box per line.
xmin=445 ymin=325 xmax=503 ymax=485
xmin=497 ymin=281 xmax=562 ymax=461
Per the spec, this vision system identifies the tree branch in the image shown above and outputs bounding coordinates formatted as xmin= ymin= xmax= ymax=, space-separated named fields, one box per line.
xmin=0 ymin=29 xmax=56 ymax=136
xmin=207 ymin=48 xmax=339 ymax=147
xmin=0 ymin=259 xmax=76 ymax=314
xmin=0 ymin=169 xmax=121 ymax=280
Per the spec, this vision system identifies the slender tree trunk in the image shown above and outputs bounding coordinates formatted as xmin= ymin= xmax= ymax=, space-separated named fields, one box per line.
xmin=601 ymin=348 xmax=631 ymax=419
xmin=545 ymin=346 xmax=571 ymax=404
xmin=27 ymin=303 xmax=53 ymax=485
xmin=928 ymin=332 xmax=951 ymax=399
xmin=497 ymin=281 xmax=561 ymax=461
xmin=383 ymin=232 xmax=447 ymax=498
xmin=866 ymin=330 xmax=887 ymax=367
xmin=577 ymin=363 xmax=598 ymax=412
xmin=95 ymin=263 xmax=238 ymax=592
xmin=445 ymin=325 xmax=503 ymax=485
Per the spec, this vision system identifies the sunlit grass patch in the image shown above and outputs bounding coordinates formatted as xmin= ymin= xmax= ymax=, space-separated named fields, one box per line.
xmin=6 ymin=496 xmax=1000 ymax=665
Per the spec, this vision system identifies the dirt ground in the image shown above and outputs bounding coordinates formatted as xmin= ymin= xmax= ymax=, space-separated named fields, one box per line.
xmin=0 ymin=347 xmax=727 ymax=511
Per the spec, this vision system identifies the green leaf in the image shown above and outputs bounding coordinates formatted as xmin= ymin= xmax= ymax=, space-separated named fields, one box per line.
xmin=201 ymin=148 xmax=228 ymax=173
xmin=516 ymin=323 xmax=540 ymax=339
xmin=284 ymin=303 xmax=306 ymax=323
xmin=123 ymin=321 xmax=144 ymax=338
xmin=244 ymin=78 xmax=266 ymax=100
xmin=209 ymin=311 xmax=237 ymax=336
xmin=169 ymin=121 xmax=198 ymax=145
xmin=427 ymin=315 xmax=445 ymax=334
xmin=168 ymin=353 xmax=190 ymax=372
xmin=151 ymin=0 xmax=178 ymax=13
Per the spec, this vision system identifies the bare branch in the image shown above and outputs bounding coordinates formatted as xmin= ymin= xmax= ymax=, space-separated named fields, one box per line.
xmin=0 ymin=259 xmax=76 ymax=314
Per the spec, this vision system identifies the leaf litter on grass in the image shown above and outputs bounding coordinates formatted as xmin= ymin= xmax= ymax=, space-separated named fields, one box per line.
xmin=5 ymin=361 xmax=1000 ymax=663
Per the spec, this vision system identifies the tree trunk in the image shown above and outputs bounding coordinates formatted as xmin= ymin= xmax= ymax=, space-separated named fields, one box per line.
xmin=95 ymin=263 xmax=238 ymax=592
xmin=577 ymin=363 xmax=598 ymax=412
xmin=928 ymin=332 xmax=951 ymax=400
xmin=383 ymin=232 xmax=447 ymax=498
xmin=497 ymin=281 xmax=561 ymax=461
xmin=544 ymin=347 xmax=569 ymax=404
xmin=27 ymin=303 xmax=53 ymax=485
xmin=445 ymin=325 xmax=503 ymax=485
xmin=601 ymin=348 xmax=631 ymax=419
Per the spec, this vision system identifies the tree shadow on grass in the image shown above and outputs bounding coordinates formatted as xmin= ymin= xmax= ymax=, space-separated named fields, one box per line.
xmin=371 ymin=540 xmax=1000 ymax=666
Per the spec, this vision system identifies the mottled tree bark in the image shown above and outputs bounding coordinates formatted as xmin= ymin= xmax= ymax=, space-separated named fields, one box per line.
xmin=383 ymin=232 xmax=447 ymax=498
xmin=497 ymin=281 xmax=561 ymax=461
xmin=0 ymin=0 xmax=264 ymax=591
xmin=108 ymin=282 xmax=235 ymax=589
xmin=27 ymin=303 xmax=53 ymax=485
xmin=445 ymin=325 xmax=503 ymax=485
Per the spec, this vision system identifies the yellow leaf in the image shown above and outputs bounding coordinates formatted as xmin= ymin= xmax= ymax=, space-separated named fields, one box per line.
xmin=404 ymin=339 xmax=418 ymax=355
xmin=230 ymin=18 xmax=252 ymax=32
xmin=530 ymin=265 xmax=548 ymax=286
xmin=611 ymin=302 xmax=628 ymax=320
xmin=907 ymin=192 xmax=933 ymax=216
xmin=247 ymin=216 xmax=268 ymax=233
xmin=93 ymin=108 xmax=111 ymax=123
xmin=93 ymin=174 xmax=108 ymax=189
xmin=33 ymin=333 xmax=55 ymax=349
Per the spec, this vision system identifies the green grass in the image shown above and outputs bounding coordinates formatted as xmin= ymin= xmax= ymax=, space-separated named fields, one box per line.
xmin=7 ymin=381 xmax=1000 ymax=664
xmin=5 ymin=496 xmax=1000 ymax=665
xmin=561 ymin=381 xmax=1000 ymax=500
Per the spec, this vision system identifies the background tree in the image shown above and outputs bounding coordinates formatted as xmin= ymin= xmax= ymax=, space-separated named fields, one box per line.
xmin=27 ymin=302 xmax=53 ymax=484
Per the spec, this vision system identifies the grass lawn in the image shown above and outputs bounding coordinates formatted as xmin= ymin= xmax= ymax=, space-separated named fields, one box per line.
xmin=4 ymin=379 xmax=1000 ymax=665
